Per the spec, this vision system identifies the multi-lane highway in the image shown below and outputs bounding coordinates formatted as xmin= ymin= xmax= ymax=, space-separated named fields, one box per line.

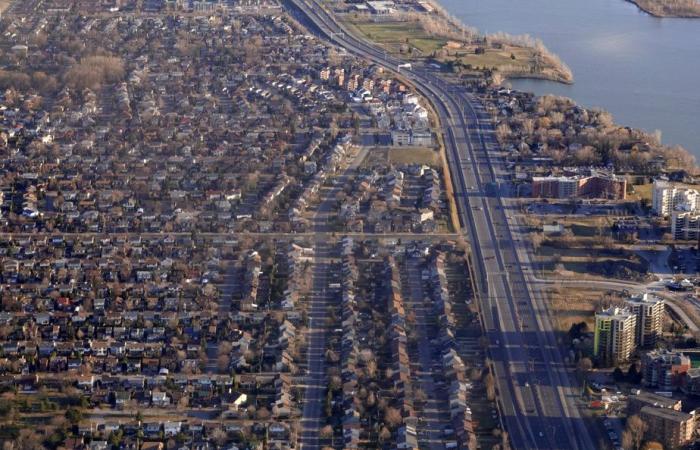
xmin=285 ymin=0 xmax=597 ymax=448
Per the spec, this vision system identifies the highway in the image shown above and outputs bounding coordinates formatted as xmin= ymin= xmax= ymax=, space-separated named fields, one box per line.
xmin=284 ymin=0 xmax=597 ymax=448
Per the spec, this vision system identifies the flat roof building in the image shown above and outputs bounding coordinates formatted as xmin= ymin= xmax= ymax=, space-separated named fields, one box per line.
xmin=532 ymin=170 xmax=627 ymax=200
xmin=640 ymin=406 xmax=696 ymax=450
xmin=626 ymin=293 xmax=664 ymax=348
xmin=594 ymin=307 xmax=636 ymax=367
xmin=628 ymin=390 xmax=682 ymax=415
xmin=642 ymin=349 xmax=691 ymax=391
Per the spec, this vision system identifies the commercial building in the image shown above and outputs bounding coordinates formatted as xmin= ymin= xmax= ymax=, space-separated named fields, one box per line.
xmin=652 ymin=179 xmax=700 ymax=217
xmin=626 ymin=293 xmax=664 ymax=348
xmin=531 ymin=170 xmax=627 ymax=200
xmin=391 ymin=129 xmax=433 ymax=147
xmin=641 ymin=350 xmax=691 ymax=391
xmin=640 ymin=406 xmax=697 ymax=450
xmin=593 ymin=307 xmax=637 ymax=367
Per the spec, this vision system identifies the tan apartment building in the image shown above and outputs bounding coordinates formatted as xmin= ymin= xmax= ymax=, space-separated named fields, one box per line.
xmin=594 ymin=307 xmax=637 ymax=367
xmin=626 ymin=293 xmax=664 ymax=348
xmin=640 ymin=406 xmax=696 ymax=449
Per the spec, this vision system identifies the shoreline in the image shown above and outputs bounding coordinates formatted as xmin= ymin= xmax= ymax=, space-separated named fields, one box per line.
xmin=344 ymin=0 xmax=574 ymax=85
xmin=424 ymin=0 xmax=574 ymax=84
xmin=505 ymin=71 xmax=574 ymax=85
xmin=625 ymin=0 xmax=700 ymax=18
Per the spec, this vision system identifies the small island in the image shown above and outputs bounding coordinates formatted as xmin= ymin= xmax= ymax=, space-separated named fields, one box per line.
xmin=628 ymin=0 xmax=700 ymax=18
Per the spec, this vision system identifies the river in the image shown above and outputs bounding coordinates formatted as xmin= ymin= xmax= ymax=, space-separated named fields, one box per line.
xmin=439 ymin=0 xmax=700 ymax=157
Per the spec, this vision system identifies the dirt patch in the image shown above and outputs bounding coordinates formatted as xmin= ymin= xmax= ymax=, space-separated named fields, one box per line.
xmin=546 ymin=286 xmax=625 ymax=333
xmin=538 ymin=242 xmax=651 ymax=282
xmin=388 ymin=147 xmax=439 ymax=166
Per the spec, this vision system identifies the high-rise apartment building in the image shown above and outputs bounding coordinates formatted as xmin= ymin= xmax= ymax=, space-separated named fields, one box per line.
xmin=626 ymin=293 xmax=664 ymax=348
xmin=671 ymin=210 xmax=700 ymax=241
xmin=594 ymin=307 xmax=637 ymax=367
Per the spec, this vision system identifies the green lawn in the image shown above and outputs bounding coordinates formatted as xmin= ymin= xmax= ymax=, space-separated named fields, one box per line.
xmin=352 ymin=21 xmax=446 ymax=55
xmin=351 ymin=20 xmax=538 ymax=73
xmin=455 ymin=46 xmax=535 ymax=72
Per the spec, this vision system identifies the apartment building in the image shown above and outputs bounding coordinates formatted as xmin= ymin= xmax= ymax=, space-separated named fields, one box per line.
xmin=641 ymin=349 xmax=691 ymax=391
xmin=531 ymin=170 xmax=627 ymax=200
xmin=640 ymin=406 xmax=697 ymax=450
xmin=594 ymin=307 xmax=637 ymax=367
xmin=628 ymin=391 xmax=682 ymax=415
xmin=671 ymin=210 xmax=700 ymax=241
xmin=652 ymin=179 xmax=700 ymax=217
xmin=626 ymin=293 xmax=664 ymax=348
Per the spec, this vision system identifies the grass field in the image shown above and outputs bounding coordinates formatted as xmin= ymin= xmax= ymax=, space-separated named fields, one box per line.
xmin=388 ymin=147 xmax=439 ymax=166
xmin=347 ymin=18 xmax=571 ymax=82
xmin=361 ymin=147 xmax=440 ymax=168
xmin=546 ymin=285 xmax=631 ymax=332
xmin=546 ymin=286 xmax=601 ymax=332
xmin=628 ymin=182 xmax=652 ymax=203
xmin=350 ymin=20 xmax=532 ymax=71
xmin=454 ymin=46 xmax=535 ymax=72
xmin=351 ymin=21 xmax=446 ymax=55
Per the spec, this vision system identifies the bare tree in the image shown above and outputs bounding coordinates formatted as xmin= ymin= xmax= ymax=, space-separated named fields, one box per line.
xmin=384 ymin=407 xmax=403 ymax=429
xmin=623 ymin=415 xmax=647 ymax=450
xmin=576 ymin=357 xmax=593 ymax=374
xmin=12 ymin=429 xmax=44 ymax=450
xmin=64 ymin=55 xmax=125 ymax=90
xmin=319 ymin=425 xmax=334 ymax=439
xmin=484 ymin=371 xmax=496 ymax=401
xmin=379 ymin=426 xmax=392 ymax=442
xmin=210 ymin=428 xmax=228 ymax=447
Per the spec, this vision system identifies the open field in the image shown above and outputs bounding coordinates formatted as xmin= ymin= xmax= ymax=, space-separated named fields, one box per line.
xmin=344 ymin=17 xmax=573 ymax=82
xmin=628 ymin=182 xmax=653 ymax=203
xmin=388 ymin=146 xmax=439 ymax=165
xmin=0 ymin=0 xmax=10 ymax=12
xmin=351 ymin=20 xmax=446 ymax=55
xmin=361 ymin=146 xmax=440 ymax=167
xmin=545 ymin=285 xmax=612 ymax=332
xmin=454 ymin=46 xmax=535 ymax=72
xmin=536 ymin=243 xmax=650 ymax=281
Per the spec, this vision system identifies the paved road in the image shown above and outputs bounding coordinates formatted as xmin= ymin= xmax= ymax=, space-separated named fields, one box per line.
xmin=299 ymin=242 xmax=334 ymax=449
xmin=299 ymin=142 xmax=367 ymax=449
xmin=531 ymin=275 xmax=699 ymax=333
xmin=402 ymin=256 xmax=451 ymax=449
xmin=205 ymin=263 xmax=239 ymax=373
xmin=284 ymin=1 xmax=595 ymax=448
xmin=0 ymin=231 xmax=458 ymax=240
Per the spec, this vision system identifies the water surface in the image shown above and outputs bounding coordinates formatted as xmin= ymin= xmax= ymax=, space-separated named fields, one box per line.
xmin=439 ymin=0 xmax=700 ymax=157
